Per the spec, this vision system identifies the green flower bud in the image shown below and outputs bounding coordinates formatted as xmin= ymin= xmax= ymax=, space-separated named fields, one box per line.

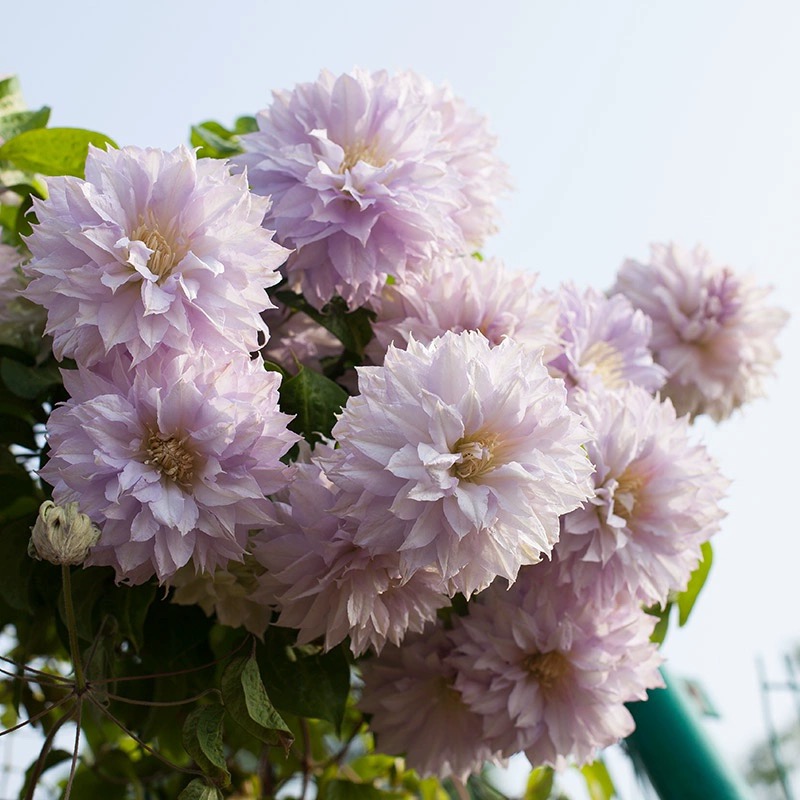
xmin=28 ymin=501 xmax=101 ymax=566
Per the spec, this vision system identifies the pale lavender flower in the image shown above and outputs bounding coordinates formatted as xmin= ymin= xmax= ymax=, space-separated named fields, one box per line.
xmin=42 ymin=350 xmax=297 ymax=584
xmin=359 ymin=625 xmax=501 ymax=780
xmin=449 ymin=565 xmax=663 ymax=767
xmin=557 ymin=386 xmax=728 ymax=606
xmin=170 ymin=555 xmax=275 ymax=637
xmin=237 ymin=69 xmax=507 ymax=309
xmin=368 ymin=254 xmax=559 ymax=364
xmin=404 ymin=72 xmax=510 ymax=247
xmin=252 ymin=453 xmax=448 ymax=656
xmin=328 ymin=331 xmax=594 ymax=596
xmin=548 ymin=284 xmax=666 ymax=396
xmin=612 ymin=243 xmax=788 ymax=420
xmin=24 ymin=145 xmax=288 ymax=366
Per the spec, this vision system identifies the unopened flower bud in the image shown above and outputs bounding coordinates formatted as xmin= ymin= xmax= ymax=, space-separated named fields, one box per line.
xmin=28 ymin=501 xmax=101 ymax=566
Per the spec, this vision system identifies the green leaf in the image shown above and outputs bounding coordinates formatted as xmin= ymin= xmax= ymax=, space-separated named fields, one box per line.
xmin=323 ymin=780 xmax=404 ymax=800
xmin=276 ymin=292 xmax=374 ymax=356
xmin=645 ymin=601 xmax=672 ymax=645
xmin=0 ymin=127 xmax=117 ymax=177
xmin=0 ymin=76 xmax=25 ymax=114
xmin=182 ymin=703 xmax=231 ymax=786
xmin=257 ymin=628 xmax=350 ymax=729
xmin=190 ymin=121 xmax=243 ymax=159
xmin=465 ymin=774 xmax=509 ymax=800
xmin=0 ymin=515 xmax=38 ymax=612
xmin=0 ymin=107 xmax=50 ymax=141
xmin=178 ymin=779 xmax=225 ymax=800
xmin=0 ymin=358 xmax=62 ymax=400
xmin=580 ymin=760 xmax=616 ymax=800
xmin=524 ymin=766 xmax=554 ymax=800
xmin=677 ymin=542 xmax=713 ymax=626
xmin=279 ymin=365 xmax=348 ymax=444
xmin=235 ymin=115 xmax=258 ymax=134
xmin=0 ymin=413 xmax=37 ymax=449
xmin=221 ymin=654 xmax=293 ymax=751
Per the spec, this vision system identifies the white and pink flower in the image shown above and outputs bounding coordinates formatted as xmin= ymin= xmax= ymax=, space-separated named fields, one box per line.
xmin=328 ymin=330 xmax=594 ymax=596
xmin=42 ymin=350 xmax=297 ymax=584
xmin=612 ymin=243 xmax=788 ymax=420
xmin=25 ymin=145 xmax=288 ymax=366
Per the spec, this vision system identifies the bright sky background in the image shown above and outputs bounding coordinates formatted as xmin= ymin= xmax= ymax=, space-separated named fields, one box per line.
xmin=5 ymin=0 xmax=800 ymax=792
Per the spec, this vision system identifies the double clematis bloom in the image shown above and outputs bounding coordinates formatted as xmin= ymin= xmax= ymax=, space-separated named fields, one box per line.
xmin=237 ymin=69 xmax=508 ymax=309
xmin=327 ymin=330 xmax=595 ymax=597
xmin=556 ymin=386 xmax=729 ymax=606
xmin=359 ymin=625 xmax=501 ymax=781
xmin=449 ymin=563 xmax=663 ymax=768
xmin=25 ymin=145 xmax=288 ymax=365
xmin=252 ymin=451 xmax=449 ymax=656
xmin=612 ymin=242 xmax=788 ymax=421
xmin=368 ymin=254 xmax=559 ymax=364
xmin=41 ymin=350 xmax=297 ymax=584
xmin=548 ymin=283 xmax=666 ymax=397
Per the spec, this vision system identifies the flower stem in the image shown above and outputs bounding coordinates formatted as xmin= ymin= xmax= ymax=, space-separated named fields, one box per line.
xmin=61 ymin=565 xmax=85 ymax=693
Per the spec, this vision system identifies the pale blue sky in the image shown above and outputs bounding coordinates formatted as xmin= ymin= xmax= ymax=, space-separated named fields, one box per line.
xmin=6 ymin=0 xmax=800 ymax=787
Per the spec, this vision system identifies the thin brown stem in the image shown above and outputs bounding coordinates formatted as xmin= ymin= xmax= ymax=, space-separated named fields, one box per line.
xmin=0 ymin=693 xmax=73 ymax=738
xmin=451 ymin=776 xmax=470 ymax=800
xmin=0 ymin=665 xmax=68 ymax=688
xmin=86 ymin=694 xmax=203 ymax=777
xmin=103 ymin=687 xmax=221 ymax=707
xmin=63 ymin=699 xmax=83 ymax=800
xmin=323 ymin=716 xmax=365 ymax=768
xmin=0 ymin=654 xmax=71 ymax=683
xmin=88 ymin=634 xmax=248 ymax=686
xmin=23 ymin=703 xmax=77 ymax=800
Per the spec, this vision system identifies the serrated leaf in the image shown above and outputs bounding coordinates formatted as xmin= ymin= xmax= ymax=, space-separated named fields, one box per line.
xmin=279 ymin=365 xmax=348 ymax=444
xmin=524 ymin=766 xmax=554 ymax=800
xmin=221 ymin=655 xmax=293 ymax=751
xmin=257 ymin=629 xmax=350 ymax=729
xmin=677 ymin=542 xmax=713 ymax=626
xmin=0 ymin=127 xmax=117 ymax=177
xmin=580 ymin=760 xmax=616 ymax=800
xmin=178 ymin=779 xmax=225 ymax=800
xmin=182 ymin=704 xmax=230 ymax=786
xmin=0 ymin=107 xmax=50 ymax=141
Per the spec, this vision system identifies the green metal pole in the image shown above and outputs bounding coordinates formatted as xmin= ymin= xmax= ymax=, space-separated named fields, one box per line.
xmin=625 ymin=667 xmax=753 ymax=800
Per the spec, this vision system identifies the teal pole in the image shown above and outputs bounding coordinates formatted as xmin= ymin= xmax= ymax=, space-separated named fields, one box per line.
xmin=625 ymin=667 xmax=752 ymax=799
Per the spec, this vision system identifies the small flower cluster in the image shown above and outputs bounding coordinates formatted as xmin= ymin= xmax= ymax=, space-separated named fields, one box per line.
xmin=20 ymin=67 xmax=788 ymax=780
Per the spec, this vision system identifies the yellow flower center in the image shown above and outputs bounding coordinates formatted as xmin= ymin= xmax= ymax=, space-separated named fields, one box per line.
xmin=452 ymin=433 xmax=499 ymax=481
xmin=130 ymin=218 xmax=185 ymax=282
xmin=613 ymin=466 xmax=646 ymax=522
xmin=580 ymin=341 xmax=626 ymax=389
xmin=339 ymin=140 xmax=385 ymax=173
xmin=522 ymin=651 xmax=570 ymax=690
xmin=146 ymin=432 xmax=195 ymax=485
